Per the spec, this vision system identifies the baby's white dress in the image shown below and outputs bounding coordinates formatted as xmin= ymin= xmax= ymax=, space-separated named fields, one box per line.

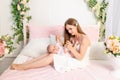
xmin=53 ymin=43 xmax=90 ymax=73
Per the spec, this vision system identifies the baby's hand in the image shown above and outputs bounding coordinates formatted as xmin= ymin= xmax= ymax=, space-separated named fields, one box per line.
xmin=56 ymin=35 xmax=61 ymax=42
xmin=63 ymin=45 xmax=68 ymax=53
xmin=64 ymin=48 xmax=68 ymax=53
xmin=56 ymin=35 xmax=63 ymax=45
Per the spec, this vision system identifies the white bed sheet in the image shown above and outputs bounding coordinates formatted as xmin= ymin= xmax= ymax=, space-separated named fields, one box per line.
xmin=0 ymin=54 xmax=119 ymax=80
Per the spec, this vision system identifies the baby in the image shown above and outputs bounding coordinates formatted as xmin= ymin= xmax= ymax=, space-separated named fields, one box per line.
xmin=47 ymin=43 xmax=71 ymax=57
xmin=47 ymin=35 xmax=72 ymax=57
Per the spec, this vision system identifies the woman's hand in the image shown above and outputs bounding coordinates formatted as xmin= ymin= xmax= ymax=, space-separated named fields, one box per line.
xmin=65 ymin=40 xmax=73 ymax=50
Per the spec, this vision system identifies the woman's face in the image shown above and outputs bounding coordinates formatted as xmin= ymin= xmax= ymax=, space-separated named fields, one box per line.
xmin=66 ymin=24 xmax=77 ymax=36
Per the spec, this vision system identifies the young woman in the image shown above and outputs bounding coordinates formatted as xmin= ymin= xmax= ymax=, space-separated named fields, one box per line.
xmin=11 ymin=18 xmax=91 ymax=72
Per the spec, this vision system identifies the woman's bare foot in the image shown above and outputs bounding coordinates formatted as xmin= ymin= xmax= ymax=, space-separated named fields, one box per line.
xmin=10 ymin=64 xmax=29 ymax=70
xmin=10 ymin=64 xmax=17 ymax=70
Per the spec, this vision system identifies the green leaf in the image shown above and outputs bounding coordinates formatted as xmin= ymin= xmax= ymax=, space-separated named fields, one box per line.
xmin=88 ymin=0 xmax=97 ymax=8
xmin=11 ymin=0 xmax=31 ymax=44
xmin=17 ymin=34 xmax=23 ymax=44
xmin=20 ymin=3 xmax=24 ymax=10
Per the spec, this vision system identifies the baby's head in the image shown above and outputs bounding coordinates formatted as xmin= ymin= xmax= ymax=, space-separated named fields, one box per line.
xmin=47 ymin=44 xmax=59 ymax=54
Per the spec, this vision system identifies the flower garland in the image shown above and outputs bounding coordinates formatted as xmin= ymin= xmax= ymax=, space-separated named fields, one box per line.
xmin=11 ymin=0 xmax=31 ymax=44
xmin=85 ymin=0 xmax=108 ymax=41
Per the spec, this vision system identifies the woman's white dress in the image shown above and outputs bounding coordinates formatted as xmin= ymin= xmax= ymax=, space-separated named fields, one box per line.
xmin=53 ymin=42 xmax=90 ymax=73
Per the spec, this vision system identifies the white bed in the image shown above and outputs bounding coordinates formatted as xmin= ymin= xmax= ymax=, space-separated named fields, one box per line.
xmin=0 ymin=25 xmax=119 ymax=80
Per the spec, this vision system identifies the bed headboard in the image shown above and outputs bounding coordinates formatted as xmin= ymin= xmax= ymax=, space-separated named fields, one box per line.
xmin=22 ymin=25 xmax=107 ymax=60
xmin=23 ymin=25 xmax=99 ymax=45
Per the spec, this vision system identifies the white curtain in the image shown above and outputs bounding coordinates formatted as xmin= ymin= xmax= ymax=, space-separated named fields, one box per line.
xmin=105 ymin=0 xmax=120 ymax=37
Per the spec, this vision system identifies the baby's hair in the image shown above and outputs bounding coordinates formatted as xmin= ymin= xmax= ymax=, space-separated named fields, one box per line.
xmin=47 ymin=44 xmax=54 ymax=53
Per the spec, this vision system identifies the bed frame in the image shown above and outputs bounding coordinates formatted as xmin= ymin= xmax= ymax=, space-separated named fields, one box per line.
xmin=0 ymin=24 xmax=118 ymax=80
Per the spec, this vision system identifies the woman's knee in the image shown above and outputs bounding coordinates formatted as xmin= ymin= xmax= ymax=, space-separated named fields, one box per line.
xmin=47 ymin=54 xmax=54 ymax=63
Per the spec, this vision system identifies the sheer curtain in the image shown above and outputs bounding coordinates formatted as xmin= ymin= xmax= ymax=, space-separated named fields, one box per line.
xmin=105 ymin=0 xmax=120 ymax=38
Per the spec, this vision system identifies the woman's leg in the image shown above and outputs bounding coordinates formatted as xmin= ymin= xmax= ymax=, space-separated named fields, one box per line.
xmin=23 ymin=53 xmax=49 ymax=64
xmin=11 ymin=54 xmax=54 ymax=70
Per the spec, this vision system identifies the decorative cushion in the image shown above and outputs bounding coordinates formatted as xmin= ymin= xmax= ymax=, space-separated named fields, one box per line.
xmin=89 ymin=42 xmax=108 ymax=60
xmin=20 ymin=38 xmax=50 ymax=58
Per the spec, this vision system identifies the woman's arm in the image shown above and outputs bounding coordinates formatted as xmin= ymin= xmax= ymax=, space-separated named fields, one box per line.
xmin=65 ymin=37 xmax=90 ymax=60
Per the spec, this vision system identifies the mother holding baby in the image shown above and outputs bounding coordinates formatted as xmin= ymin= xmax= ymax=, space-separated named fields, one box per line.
xmin=11 ymin=18 xmax=91 ymax=72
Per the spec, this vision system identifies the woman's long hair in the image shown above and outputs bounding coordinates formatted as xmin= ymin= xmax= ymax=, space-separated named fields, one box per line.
xmin=64 ymin=18 xmax=86 ymax=44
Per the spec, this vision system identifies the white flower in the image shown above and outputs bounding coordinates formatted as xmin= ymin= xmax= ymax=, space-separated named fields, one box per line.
xmin=20 ymin=11 xmax=25 ymax=15
xmin=17 ymin=4 xmax=21 ymax=11
xmin=4 ymin=48 xmax=9 ymax=54
xmin=92 ymin=3 xmax=100 ymax=12
xmin=102 ymin=11 xmax=106 ymax=22
xmin=3 ymin=41 xmax=7 ymax=46
xmin=21 ymin=0 xmax=27 ymax=4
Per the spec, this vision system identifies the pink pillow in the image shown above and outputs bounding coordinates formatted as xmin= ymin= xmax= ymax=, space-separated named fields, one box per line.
xmin=82 ymin=27 xmax=99 ymax=42
xmin=28 ymin=25 xmax=99 ymax=42
xmin=28 ymin=25 xmax=64 ymax=40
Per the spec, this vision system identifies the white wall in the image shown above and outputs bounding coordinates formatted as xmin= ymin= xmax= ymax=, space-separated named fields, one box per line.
xmin=0 ymin=0 xmax=96 ymax=56
xmin=29 ymin=0 xmax=96 ymax=26
xmin=0 ymin=0 xmax=12 ymax=35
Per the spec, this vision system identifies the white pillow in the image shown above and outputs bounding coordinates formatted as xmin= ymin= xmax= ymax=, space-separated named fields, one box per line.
xmin=50 ymin=34 xmax=64 ymax=44
xmin=13 ymin=55 xmax=30 ymax=64
xmin=20 ymin=38 xmax=50 ymax=58
xmin=89 ymin=42 xmax=109 ymax=60
xmin=50 ymin=34 xmax=56 ymax=45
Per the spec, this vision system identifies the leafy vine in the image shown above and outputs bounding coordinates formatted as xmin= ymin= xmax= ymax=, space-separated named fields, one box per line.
xmin=11 ymin=0 xmax=31 ymax=44
xmin=85 ymin=0 xmax=108 ymax=41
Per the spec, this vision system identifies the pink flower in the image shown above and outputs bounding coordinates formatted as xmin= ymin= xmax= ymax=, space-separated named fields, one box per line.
xmin=112 ymin=45 xmax=120 ymax=54
xmin=105 ymin=35 xmax=120 ymax=57
xmin=0 ymin=42 xmax=5 ymax=57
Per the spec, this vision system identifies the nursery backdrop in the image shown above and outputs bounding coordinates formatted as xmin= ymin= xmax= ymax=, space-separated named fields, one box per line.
xmin=0 ymin=0 xmax=97 ymax=56
xmin=2 ymin=0 xmax=120 ymax=57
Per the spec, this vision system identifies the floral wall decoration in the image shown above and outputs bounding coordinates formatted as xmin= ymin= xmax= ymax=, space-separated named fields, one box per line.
xmin=85 ymin=0 xmax=108 ymax=41
xmin=11 ymin=0 xmax=32 ymax=44
xmin=0 ymin=35 xmax=15 ymax=59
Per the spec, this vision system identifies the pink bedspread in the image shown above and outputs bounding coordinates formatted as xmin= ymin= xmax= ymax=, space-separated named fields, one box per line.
xmin=0 ymin=60 xmax=118 ymax=80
